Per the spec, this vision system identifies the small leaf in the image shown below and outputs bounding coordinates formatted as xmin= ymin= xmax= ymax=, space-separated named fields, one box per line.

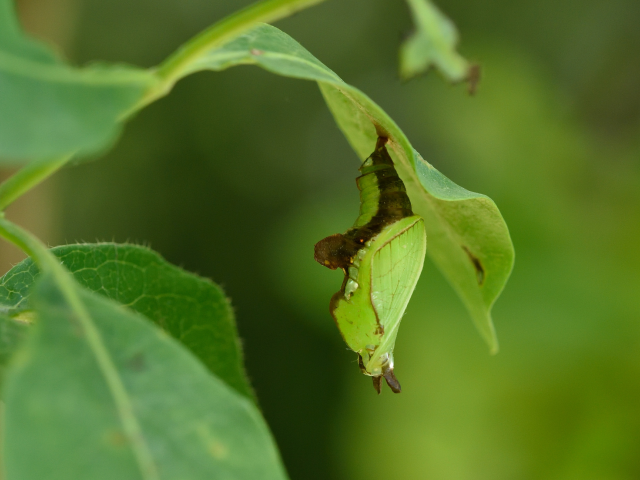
xmin=161 ymin=23 xmax=513 ymax=352
xmin=0 ymin=0 xmax=157 ymax=162
xmin=0 ymin=243 xmax=253 ymax=398
xmin=3 ymin=273 xmax=288 ymax=480
xmin=399 ymin=0 xmax=475 ymax=87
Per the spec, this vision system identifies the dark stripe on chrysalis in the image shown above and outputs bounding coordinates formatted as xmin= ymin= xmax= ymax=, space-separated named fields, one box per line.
xmin=314 ymin=137 xmax=414 ymax=272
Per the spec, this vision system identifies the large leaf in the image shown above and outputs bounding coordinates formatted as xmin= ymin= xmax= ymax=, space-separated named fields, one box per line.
xmin=0 ymin=243 xmax=253 ymax=398
xmin=0 ymin=0 xmax=329 ymax=162
xmin=3 ymin=272 xmax=288 ymax=480
xmin=161 ymin=23 xmax=513 ymax=352
xmin=399 ymin=0 xmax=475 ymax=85
xmin=0 ymin=314 xmax=28 ymax=387
xmin=0 ymin=0 xmax=157 ymax=162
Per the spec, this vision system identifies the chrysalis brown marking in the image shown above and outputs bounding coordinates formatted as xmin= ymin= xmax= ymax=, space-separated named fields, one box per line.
xmin=314 ymin=137 xmax=427 ymax=394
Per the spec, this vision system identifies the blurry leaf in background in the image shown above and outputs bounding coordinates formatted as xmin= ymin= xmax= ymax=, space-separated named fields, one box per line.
xmin=3 ymin=273 xmax=288 ymax=480
xmin=0 ymin=243 xmax=254 ymax=399
xmin=399 ymin=0 xmax=473 ymax=85
xmin=163 ymin=22 xmax=513 ymax=353
xmin=0 ymin=0 xmax=157 ymax=162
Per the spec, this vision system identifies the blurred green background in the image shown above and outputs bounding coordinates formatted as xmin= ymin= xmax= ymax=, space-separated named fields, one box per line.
xmin=10 ymin=0 xmax=640 ymax=478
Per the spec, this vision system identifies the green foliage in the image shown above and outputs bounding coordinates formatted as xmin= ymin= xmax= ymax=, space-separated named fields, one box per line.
xmin=0 ymin=0 xmax=155 ymax=162
xmin=0 ymin=243 xmax=253 ymax=399
xmin=334 ymin=41 xmax=640 ymax=478
xmin=162 ymin=23 xmax=512 ymax=351
xmin=0 ymin=0 xmax=518 ymax=477
xmin=0 ymin=0 xmax=512 ymax=350
xmin=399 ymin=0 xmax=473 ymax=83
xmin=3 ymin=273 xmax=286 ymax=480
xmin=0 ymin=217 xmax=286 ymax=479
xmin=0 ymin=0 xmax=327 ymax=163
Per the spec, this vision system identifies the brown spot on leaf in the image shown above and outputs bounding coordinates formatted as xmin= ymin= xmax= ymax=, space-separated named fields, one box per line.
xmin=462 ymin=245 xmax=485 ymax=285
xmin=250 ymin=48 xmax=264 ymax=56
xmin=106 ymin=430 xmax=128 ymax=447
xmin=127 ymin=352 xmax=146 ymax=372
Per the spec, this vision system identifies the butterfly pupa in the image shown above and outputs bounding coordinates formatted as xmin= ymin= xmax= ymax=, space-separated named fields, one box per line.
xmin=314 ymin=137 xmax=426 ymax=393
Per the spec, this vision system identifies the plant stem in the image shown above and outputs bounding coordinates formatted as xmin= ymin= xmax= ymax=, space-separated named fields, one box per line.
xmin=0 ymin=156 xmax=71 ymax=211
xmin=0 ymin=217 xmax=58 ymax=270
xmin=137 ymin=0 xmax=326 ymax=110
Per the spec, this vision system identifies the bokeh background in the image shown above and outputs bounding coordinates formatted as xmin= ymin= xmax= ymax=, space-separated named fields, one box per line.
xmin=7 ymin=0 xmax=640 ymax=478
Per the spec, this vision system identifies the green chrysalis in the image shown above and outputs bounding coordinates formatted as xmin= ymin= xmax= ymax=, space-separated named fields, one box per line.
xmin=314 ymin=137 xmax=427 ymax=394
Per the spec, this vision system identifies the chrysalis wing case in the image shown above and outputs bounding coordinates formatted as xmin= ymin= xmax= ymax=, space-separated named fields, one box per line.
xmin=314 ymin=137 xmax=427 ymax=394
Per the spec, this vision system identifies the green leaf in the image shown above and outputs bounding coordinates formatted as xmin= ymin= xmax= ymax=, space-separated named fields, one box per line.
xmin=161 ymin=23 xmax=513 ymax=352
xmin=0 ymin=315 xmax=28 ymax=387
xmin=1 ymin=0 xmax=328 ymax=162
xmin=399 ymin=0 xmax=474 ymax=85
xmin=0 ymin=243 xmax=253 ymax=399
xmin=3 ymin=273 xmax=288 ymax=480
xmin=0 ymin=0 xmax=157 ymax=162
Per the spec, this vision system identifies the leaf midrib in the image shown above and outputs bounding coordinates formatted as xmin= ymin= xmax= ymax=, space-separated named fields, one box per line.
xmin=196 ymin=46 xmax=343 ymax=83
xmin=50 ymin=268 xmax=160 ymax=480
xmin=0 ymin=50 xmax=155 ymax=87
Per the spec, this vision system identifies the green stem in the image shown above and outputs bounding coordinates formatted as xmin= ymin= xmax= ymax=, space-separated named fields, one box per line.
xmin=137 ymin=0 xmax=326 ymax=110
xmin=0 ymin=217 xmax=58 ymax=270
xmin=0 ymin=217 xmax=160 ymax=480
xmin=0 ymin=155 xmax=71 ymax=211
